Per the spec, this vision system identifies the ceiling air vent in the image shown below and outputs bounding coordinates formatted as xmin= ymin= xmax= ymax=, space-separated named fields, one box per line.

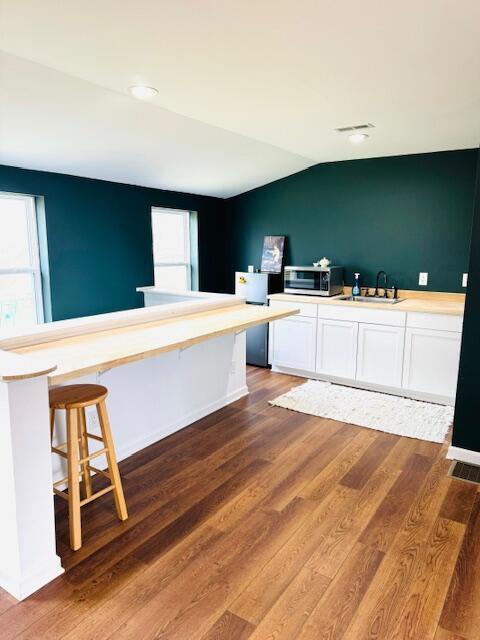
xmin=335 ymin=123 xmax=375 ymax=133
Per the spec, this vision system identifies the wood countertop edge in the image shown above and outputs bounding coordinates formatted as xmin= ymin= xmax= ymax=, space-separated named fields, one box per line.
xmin=0 ymin=295 xmax=246 ymax=351
xmin=0 ymin=352 xmax=57 ymax=382
xmin=44 ymin=305 xmax=299 ymax=384
xmin=2 ymin=365 xmax=58 ymax=382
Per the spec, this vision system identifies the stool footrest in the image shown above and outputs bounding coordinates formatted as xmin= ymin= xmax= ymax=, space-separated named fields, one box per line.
xmin=87 ymin=464 xmax=111 ymax=480
xmin=80 ymin=484 xmax=115 ymax=506
xmin=54 ymin=472 xmax=84 ymax=489
xmin=53 ymin=466 xmax=111 ymax=492
xmin=53 ymin=487 xmax=69 ymax=501
xmin=80 ymin=447 xmax=108 ymax=464
xmin=86 ymin=432 xmax=104 ymax=442
xmin=52 ymin=446 xmax=68 ymax=459
xmin=52 ymin=437 xmax=83 ymax=459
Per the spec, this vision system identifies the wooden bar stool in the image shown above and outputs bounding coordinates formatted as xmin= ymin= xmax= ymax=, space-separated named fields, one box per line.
xmin=49 ymin=383 xmax=128 ymax=550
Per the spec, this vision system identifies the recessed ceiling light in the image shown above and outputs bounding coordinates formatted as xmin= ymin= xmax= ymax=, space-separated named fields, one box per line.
xmin=129 ymin=85 xmax=158 ymax=99
xmin=349 ymin=133 xmax=369 ymax=143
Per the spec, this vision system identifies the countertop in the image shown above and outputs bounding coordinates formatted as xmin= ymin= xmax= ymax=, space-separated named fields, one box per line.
xmin=136 ymin=286 xmax=236 ymax=300
xmin=269 ymin=291 xmax=465 ymax=316
xmin=6 ymin=303 xmax=298 ymax=383
xmin=0 ymin=350 xmax=57 ymax=382
xmin=0 ymin=292 xmax=247 ymax=351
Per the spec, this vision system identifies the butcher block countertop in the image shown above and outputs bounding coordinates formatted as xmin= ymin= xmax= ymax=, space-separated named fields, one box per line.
xmin=269 ymin=289 xmax=465 ymax=316
xmin=0 ymin=350 xmax=57 ymax=382
xmin=4 ymin=303 xmax=298 ymax=383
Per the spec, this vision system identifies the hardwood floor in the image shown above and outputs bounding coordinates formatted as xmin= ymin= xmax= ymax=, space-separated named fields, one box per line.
xmin=0 ymin=366 xmax=479 ymax=639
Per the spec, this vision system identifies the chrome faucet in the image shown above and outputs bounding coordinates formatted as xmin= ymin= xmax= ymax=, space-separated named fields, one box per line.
xmin=375 ymin=271 xmax=388 ymax=297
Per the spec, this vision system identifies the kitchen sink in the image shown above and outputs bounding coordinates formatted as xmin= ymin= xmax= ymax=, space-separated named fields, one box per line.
xmin=337 ymin=295 xmax=404 ymax=305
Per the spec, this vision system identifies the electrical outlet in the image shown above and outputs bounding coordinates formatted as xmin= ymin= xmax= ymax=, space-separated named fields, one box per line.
xmin=462 ymin=273 xmax=468 ymax=287
xmin=86 ymin=410 xmax=99 ymax=432
xmin=419 ymin=272 xmax=428 ymax=286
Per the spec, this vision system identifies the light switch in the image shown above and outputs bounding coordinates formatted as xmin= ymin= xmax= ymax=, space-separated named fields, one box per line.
xmin=462 ymin=273 xmax=468 ymax=287
xmin=419 ymin=272 xmax=428 ymax=286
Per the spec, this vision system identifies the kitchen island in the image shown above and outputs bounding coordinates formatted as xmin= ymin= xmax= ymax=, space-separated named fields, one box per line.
xmin=0 ymin=291 xmax=297 ymax=600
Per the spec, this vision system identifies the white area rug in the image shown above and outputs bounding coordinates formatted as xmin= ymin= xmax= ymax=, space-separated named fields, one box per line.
xmin=269 ymin=380 xmax=454 ymax=443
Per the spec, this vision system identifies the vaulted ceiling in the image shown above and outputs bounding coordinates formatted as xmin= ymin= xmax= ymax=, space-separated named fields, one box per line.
xmin=1 ymin=1 xmax=479 ymax=197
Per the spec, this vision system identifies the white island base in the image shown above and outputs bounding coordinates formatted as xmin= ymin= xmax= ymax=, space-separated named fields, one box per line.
xmin=55 ymin=331 xmax=247 ymax=478
xmin=0 ymin=291 xmax=297 ymax=600
xmin=0 ymin=373 xmax=63 ymax=601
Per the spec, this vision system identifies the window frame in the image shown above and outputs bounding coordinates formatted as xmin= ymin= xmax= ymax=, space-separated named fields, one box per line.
xmin=0 ymin=192 xmax=45 ymax=324
xmin=151 ymin=207 xmax=192 ymax=291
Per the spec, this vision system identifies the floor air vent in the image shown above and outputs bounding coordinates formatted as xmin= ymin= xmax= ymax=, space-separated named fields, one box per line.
xmin=448 ymin=461 xmax=480 ymax=485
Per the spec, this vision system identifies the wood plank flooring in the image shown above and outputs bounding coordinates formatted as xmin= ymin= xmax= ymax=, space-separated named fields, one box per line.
xmin=1 ymin=366 xmax=479 ymax=639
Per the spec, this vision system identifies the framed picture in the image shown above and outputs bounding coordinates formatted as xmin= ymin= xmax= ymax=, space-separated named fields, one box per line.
xmin=261 ymin=235 xmax=285 ymax=273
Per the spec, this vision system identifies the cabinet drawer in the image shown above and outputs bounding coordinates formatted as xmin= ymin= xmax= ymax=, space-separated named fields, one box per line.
xmin=269 ymin=299 xmax=317 ymax=318
xmin=317 ymin=304 xmax=406 ymax=327
xmin=406 ymin=312 xmax=463 ymax=333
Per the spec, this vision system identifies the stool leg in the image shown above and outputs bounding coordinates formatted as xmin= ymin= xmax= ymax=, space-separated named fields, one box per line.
xmin=97 ymin=400 xmax=128 ymax=521
xmin=66 ymin=408 xmax=82 ymax=550
xmin=78 ymin=408 xmax=92 ymax=499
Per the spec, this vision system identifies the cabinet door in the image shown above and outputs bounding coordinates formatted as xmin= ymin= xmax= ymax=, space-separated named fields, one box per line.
xmin=316 ymin=318 xmax=358 ymax=379
xmin=356 ymin=323 xmax=405 ymax=387
xmin=402 ymin=327 xmax=461 ymax=398
xmin=271 ymin=316 xmax=317 ymax=371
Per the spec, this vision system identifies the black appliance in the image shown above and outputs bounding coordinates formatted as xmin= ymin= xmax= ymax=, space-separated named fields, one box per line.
xmin=284 ymin=265 xmax=344 ymax=296
xmin=235 ymin=271 xmax=283 ymax=366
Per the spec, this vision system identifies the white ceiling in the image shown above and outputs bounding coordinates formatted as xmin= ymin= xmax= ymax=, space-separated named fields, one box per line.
xmin=0 ymin=53 xmax=311 ymax=197
xmin=1 ymin=0 xmax=479 ymax=198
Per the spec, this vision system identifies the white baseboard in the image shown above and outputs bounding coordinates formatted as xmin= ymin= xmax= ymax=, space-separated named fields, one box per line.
xmin=0 ymin=555 xmax=64 ymax=601
xmin=446 ymin=445 xmax=480 ymax=465
xmin=271 ymin=366 xmax=453 ymax=406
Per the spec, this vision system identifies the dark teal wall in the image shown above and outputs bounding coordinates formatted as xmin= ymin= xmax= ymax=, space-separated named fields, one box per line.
xmin=0 ymin=165 xmax=227 ymax=320
xmin=453 ymin=148 xmax=480 ymax=453
xmin=227 ymin=150 xmax=478 ymax=293
xmin=2 ymin=150 xmax=477 ymax=323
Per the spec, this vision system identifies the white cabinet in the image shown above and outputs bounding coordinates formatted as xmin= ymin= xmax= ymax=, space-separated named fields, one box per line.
xmin=402 ymin=327 xmax=461 ymax=400
xmin=316 ymin=318 xmax=358 ymax=378
xmin=356 ymin=323 xmax=405 ymax=388
xmin=271 ymin=315 xmax=317 ymax=371
xmin=269 ymin=296 xmax=463 ymax=405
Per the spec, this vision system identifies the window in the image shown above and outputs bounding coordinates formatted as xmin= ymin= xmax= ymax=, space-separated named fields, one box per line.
xmin=0 ymin=192 xmax=44 ymax=328
xmin=151 ymin=207 xmax=191 ymax=290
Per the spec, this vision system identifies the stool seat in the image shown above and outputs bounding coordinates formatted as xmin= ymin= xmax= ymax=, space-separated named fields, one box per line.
xmin=49 ymin=383 xmax=108 ymax=409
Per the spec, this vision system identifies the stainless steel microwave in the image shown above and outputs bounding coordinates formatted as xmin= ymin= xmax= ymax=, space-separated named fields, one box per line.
xmin=284 ymin=266 xmax=344 ymax=296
